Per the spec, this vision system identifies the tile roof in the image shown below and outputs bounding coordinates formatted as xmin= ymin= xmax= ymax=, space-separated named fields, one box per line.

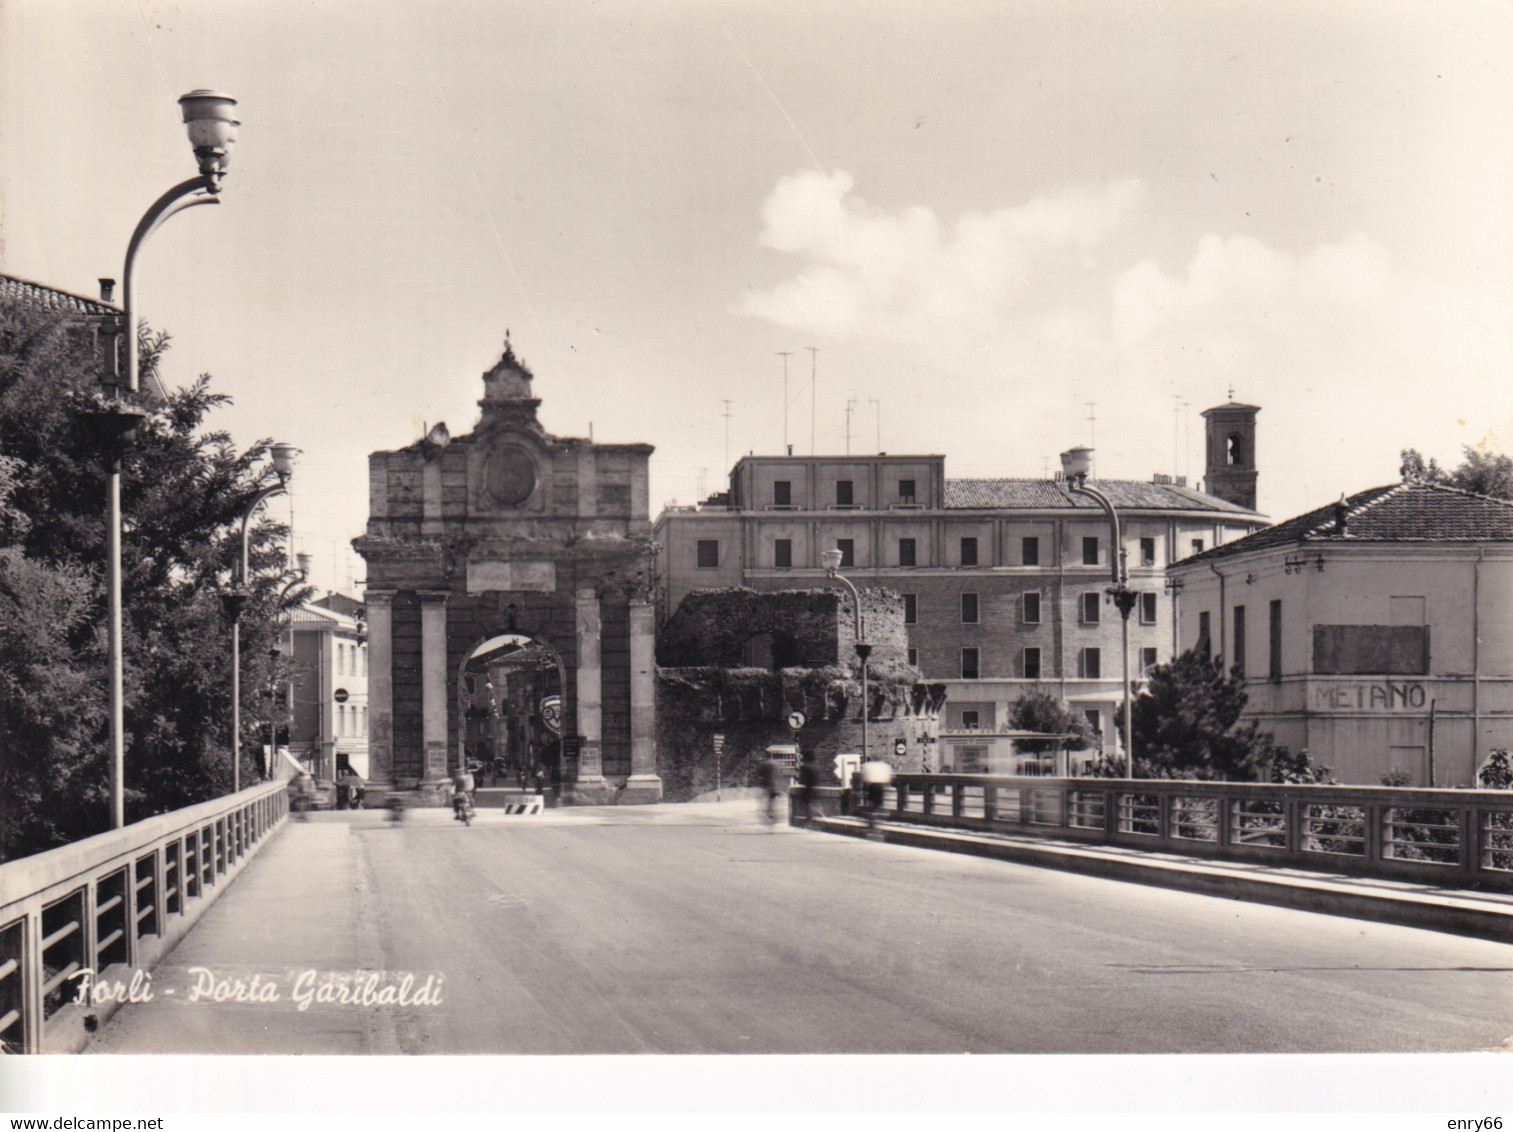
xmin=0 ymin=274 xmax=118 ymax=317
xmin=1182 ymin=481 xmax=1513 ymax=563
xmin=943 ymin=478 xmax=1261 ymax=515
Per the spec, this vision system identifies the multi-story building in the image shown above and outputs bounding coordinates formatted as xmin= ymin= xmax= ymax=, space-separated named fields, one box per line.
xmin=1169 ymin=479 xmax=1513 ymax=786
xmin=654 ymin=402 xmax=1268 ymax=759
xmin=284 ymin=597 xmax=369 ymax=782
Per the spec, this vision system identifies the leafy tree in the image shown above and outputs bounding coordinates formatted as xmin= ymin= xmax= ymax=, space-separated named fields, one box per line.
xmin=1087 ymin=648 xmax=1318 ymax=781
xmin=1400 ymin=445 xmax=1513 ymax=500
xmin=1006 ymin=689 xmax=1094 ymax=771
xmin=0 ymin=295 xmax=302 ymax=860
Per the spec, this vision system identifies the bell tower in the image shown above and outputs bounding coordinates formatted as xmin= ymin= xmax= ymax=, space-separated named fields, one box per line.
xmin=1202 ymin=399 xmax=1260 ymax=511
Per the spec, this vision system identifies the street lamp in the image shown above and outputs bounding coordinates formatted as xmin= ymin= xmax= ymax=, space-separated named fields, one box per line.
xmin=220 ymin=443 xmax=296 ymax=796
xmin=1060 ymin=446 xmax=1137 ymax=779
xmin=103 ymin=91 xmax=239 ymax=828
xmin=821 ymin=548 xmax=871 ymax=766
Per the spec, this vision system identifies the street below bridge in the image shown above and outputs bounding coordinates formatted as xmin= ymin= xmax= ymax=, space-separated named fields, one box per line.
xmin=88 ymin=801 xmax=1513 ymax=1056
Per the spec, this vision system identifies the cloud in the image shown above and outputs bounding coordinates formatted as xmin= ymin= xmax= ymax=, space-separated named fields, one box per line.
xmin=739 ymin=170 xmax=1142 ymax=359
xmin=738 ymin=171 xmax=1513 ymax=513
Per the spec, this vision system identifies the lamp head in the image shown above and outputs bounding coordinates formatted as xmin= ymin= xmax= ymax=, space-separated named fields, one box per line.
xmin=821 ymin=548 xmax=843 ymax=573
xmin=178 ymin=90 xmax=238 ymax=182
xmin=1060 ymin=446 xmax=1093 ymax=484
xmin=269 ymin=442 xmax=298 ymax=482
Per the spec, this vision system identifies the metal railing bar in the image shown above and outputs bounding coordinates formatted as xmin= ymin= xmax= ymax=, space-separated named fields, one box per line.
xmin=97 ymin=928 xmax=124 ymax=952
xmin=40 ymin=920 xmax=80 ymax=951
xmin=0 ymin=957 xmax=17 ymax=981
xmin=95 ymin=894 xmax=123 ymax=917
xmin=0 ymin=1008 xmax=19 ymax=1035
xmin=40 ymin=960 xmax=80 ymax=997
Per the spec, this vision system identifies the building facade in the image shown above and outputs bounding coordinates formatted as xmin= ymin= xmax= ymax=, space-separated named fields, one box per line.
xmin=354 ymin=339 xmax=661 ymax=803
xmin=654 ymin=403 xmax=1268 ymax=758
xmin=283 ymin=599 xmax=369 ymax=782
xmin=1169 ymin=480 xmax=1513 ymax=786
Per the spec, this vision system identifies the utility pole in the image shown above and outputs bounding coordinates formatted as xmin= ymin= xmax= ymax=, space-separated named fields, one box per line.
xmin=869 ymin=399 xmax=881 ymax=452
xmin=845 ymin=398 xmax=856 ymax=455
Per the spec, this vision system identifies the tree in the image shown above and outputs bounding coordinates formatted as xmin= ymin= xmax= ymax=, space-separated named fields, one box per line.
xmin=1007 ymin=689 xmax=1094 ymax=768
xmin=1088 ymin=648 xmax=1325 ymax=781
xmin=1400 ymin=445 xmax=1513 ymax=500
xmin=0 ymin=295 xmax=303 ymax=860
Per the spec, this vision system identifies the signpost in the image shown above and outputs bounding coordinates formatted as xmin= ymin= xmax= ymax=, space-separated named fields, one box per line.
xmin=713 ymin=732 xmax=725 ymax=801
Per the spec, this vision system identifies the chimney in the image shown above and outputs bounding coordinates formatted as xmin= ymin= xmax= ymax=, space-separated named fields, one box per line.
xmin=98 ymin=278 xmax=116 ymax=302
xmin=1333 ymin=495 xmax=1349 ymax=535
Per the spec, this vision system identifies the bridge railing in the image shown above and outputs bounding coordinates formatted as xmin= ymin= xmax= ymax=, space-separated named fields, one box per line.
xmin=808 ymin=774 xmax=1513 ymax=893
xmin=0 ymin=779 xmax=289 ymax=1054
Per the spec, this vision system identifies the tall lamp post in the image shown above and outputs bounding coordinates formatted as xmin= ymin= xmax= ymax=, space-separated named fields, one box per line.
xmin=1060 ymin=446 xmax=1137 ymax=780
xmin=220 ymin=444 xmax=297 ymax=795
xmin=102 ymin=91 xmax=239 ymax=828
xmin=822 ymin=548 xmax=871 ymax=766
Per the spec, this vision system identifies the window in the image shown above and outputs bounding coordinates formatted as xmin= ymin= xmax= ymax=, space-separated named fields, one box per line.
xmin=907 ymin=648 xmax=918 ymax=667
xmin=960 ymin=537 xmax=978 ymax=567
xmin=1081 ymin=592 xmax=1101 ymax=624
xmin=1084 ymin=710 xmax=1102 ymax=736
xmin=961 ymin=593 xmax=979 ymax=624
xmin=1191 ymin=538 xmax=1205 ymax=555
xmin=1269 ymin=599 xmax=1282 ymax=680
xmin=1141 ymin=647 xmax=1158 ymax=675
xmin=362 ymin=706 xmax=368 ymax=736
xmin=1140 ymin=591 xmax=1157 ymax=625
xmin=961 ymin=648 xmax=980 ymax=679
xmin=1023 ymin=591 xmax=1041 ymax=624
xmin=898 ymin=479 xmax=916 ymax=503
xmin=836 ymin=539 xmax=854 ymax=568
xmin=696 ymin=540 xmax=719 ymax=568
xmin=1233 ymin=605 xmax=1247 ymax=679
xmin=1022 ymin=537 xmax=1040 ymax=566
xmin=903 ymin=593 xmax=917 ymax=624
xmin=1140 ymin=537 xmax=1156 ymax=567
xmin=836 ymin=480 xmax=854 ymax=506
xmin=338 ymin=705 xmax=345 ymax=737
xmin=773 ymin=480 xmax=792 ymax=506
xmin=336 ymin=644 xmax=344 ymax=675
xmin=1023 ymin=646 xmax=1041 ymax=680
xmin=774 ymin=539 xmax=792 ymax=569
xmin=1312 ymin=625 xmax=1429 ymax=675
xmin=961 ymin=710 xmax=980 ymax=731
xmin=1081 ymin=647 xmax=1101 ymax=679
xmin=898 ymin=538 xmax=917 ymax=567
xmin=1083 ymin=537 xmax=1100 ymax=566
xmin=1198 ymin=610 xmax=1212 ymax=657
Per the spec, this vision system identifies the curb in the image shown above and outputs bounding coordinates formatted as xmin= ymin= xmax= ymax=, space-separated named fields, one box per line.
xmin=806 ymin=816 xmax=1513 ymax=944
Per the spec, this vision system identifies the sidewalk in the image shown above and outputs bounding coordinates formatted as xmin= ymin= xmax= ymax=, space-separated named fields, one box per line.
xmin=807 ymin=813 xmax=1513 ymax=944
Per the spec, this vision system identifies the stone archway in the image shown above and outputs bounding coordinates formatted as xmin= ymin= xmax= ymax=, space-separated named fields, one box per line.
xmin=355 ymin=338 xmax=662 ymax=804
xmin=456 ymin=631 xmax=565 ymax=790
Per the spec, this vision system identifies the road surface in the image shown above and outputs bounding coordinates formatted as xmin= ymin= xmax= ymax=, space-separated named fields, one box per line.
xmin=87 ymin=801 xmax=1513 ymax=1055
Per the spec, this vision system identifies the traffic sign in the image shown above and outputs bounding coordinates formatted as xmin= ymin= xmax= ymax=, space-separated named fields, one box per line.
xmin=894 ymin=738 xmax=906 ymax=757
xmin=787 ymin=711 xmax=806 ymax=732
xmin=333 ymin=688 xmax=349 ymax=703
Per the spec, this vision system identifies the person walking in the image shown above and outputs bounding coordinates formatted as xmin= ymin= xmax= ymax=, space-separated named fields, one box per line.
xmin=452 ymin=765 xmax=476 ymax=824
xmin=859 ymin=755 xmax=894 ymax=830
xmin=758 ymin=755 xmax=787 ymax=826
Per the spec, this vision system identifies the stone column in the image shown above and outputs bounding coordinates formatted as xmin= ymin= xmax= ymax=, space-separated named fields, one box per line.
xmin=365 ymin=591 xmax=395 ymax=790
xmin=620 ymin=598 xmax=663 ymax=803
xmin=420 ymin=590 xmax=451 ymax=785
xmin=568 ymin=586 xmax=612 ymax=804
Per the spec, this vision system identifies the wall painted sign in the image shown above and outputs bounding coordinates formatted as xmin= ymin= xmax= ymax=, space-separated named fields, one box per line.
xmin=1311 ymin=682 xmax=1428 ymax=712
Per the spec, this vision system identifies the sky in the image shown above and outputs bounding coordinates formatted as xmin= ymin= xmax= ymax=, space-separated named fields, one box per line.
xmin=2 ymin=0 xmax=1511 ymax=598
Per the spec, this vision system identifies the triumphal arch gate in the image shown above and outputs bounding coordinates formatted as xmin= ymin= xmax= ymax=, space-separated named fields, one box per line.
xmin=354 ymin=340 xmax=661 ymax=804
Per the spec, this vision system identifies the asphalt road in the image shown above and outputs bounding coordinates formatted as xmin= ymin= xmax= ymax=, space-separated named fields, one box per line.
xmin=87 ymin=801 xmax=1513 ymax=1055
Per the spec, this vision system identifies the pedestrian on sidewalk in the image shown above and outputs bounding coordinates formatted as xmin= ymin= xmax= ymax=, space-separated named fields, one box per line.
xmin=758 ymin=755 xmax=788 ymax=825
xmin=859 ymin=755 xmax=894 ymax=830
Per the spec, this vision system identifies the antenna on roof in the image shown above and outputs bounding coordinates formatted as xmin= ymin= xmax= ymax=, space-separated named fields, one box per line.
xmin=805 ymin=347 xmax=818 ymax=455
xmin=721 ymin=399 xmax=733 ymax=472
xmin=845 ymin=398 xmax=856 ymax=455
xmin=777 ymin=352 xmax=793 ymax=453
xmin=1086 ymin=402 xmax=1098 ymax=478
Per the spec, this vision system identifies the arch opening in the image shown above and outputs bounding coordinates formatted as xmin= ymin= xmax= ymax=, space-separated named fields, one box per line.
xmin=457 ymin=632 xmax=564 ymax=791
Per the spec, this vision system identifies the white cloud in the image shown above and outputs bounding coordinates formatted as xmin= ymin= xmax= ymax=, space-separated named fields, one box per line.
xmin=738 ymin=171 xmax=1513 ymax=518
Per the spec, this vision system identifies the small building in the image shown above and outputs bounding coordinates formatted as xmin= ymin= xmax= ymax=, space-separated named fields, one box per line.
xmin=937 ymin=730 xmax=1093 ymax=777
xmin=283 ymin=599 xmax=368 ymax=783
xmin=1168 ymin=480 xmax=1513 ymax=786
